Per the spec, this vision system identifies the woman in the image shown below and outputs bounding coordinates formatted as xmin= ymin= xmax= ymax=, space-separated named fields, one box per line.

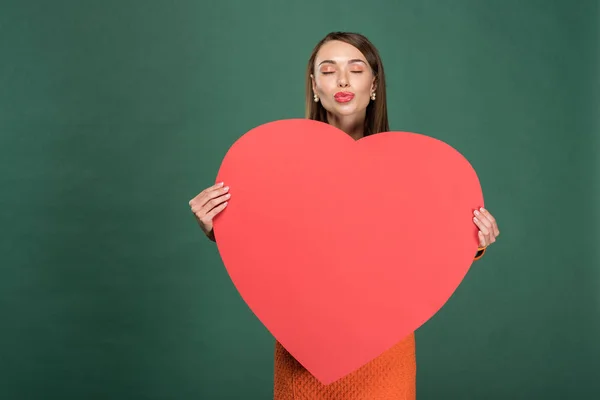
xmin=190 ymin=32 xmax=500 ymax=400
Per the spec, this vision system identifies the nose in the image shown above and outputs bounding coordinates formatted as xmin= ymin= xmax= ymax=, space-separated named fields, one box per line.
xmin=337 ymin=73 xmax=350 ymax=88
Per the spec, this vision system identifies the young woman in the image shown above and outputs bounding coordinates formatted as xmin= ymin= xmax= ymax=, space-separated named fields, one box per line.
xmin=190 ymin=32 xmax=500 ymax=400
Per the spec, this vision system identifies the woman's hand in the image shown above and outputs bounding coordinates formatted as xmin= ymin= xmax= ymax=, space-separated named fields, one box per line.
xmin=473 ymin=207 xmax=500 ymax=249
xmin=189 ymin=182 xmax=230 ymax=241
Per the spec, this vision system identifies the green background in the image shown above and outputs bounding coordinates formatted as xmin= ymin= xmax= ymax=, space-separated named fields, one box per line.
xmin=1 ymin=0 xmax=598 ymax=399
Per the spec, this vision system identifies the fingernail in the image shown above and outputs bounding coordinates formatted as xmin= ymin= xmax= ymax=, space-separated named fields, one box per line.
xmin=474 ymin=210 xmax=480 ymax=216
xmin=474 ymin=217 xmax=478 ymax=222
xmin=225 ymin=194 xmax=231 ymax=198
xmin=480 ymin=207 xmax=485 ymax=212
xmin=218 ymin=182 xmax=224 ymax=186
xmin=224 ymin=186 xmax=229 ymax=191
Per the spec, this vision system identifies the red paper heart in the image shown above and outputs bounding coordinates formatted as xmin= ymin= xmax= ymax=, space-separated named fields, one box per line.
xmin=213 ymin=119 xmax=483 ymax=384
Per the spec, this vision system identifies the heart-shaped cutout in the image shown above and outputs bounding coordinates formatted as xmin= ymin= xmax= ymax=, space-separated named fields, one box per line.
xmin=213 ymin=119 xmax=483 ymax=384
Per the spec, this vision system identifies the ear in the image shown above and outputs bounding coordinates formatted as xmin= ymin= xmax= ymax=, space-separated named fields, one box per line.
xmin=371 ymin=76 xmax=377 ymax=93
xmin=310 ymin=73 xmax=317 ymax=93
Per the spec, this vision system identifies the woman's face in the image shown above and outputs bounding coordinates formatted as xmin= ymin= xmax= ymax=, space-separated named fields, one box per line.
xmin=311 ymin=40 xmax=376 ymax=118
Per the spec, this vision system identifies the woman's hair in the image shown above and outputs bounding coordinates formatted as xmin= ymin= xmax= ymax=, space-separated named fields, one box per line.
xmin=305 ymin=32 xmax=389 ymax=136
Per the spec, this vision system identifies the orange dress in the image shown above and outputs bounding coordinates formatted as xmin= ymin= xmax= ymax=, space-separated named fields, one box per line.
xmin=272 ymin=249 xmax=486 ymax=399
xmin=274 ymin=333 xmax=417 ymax=400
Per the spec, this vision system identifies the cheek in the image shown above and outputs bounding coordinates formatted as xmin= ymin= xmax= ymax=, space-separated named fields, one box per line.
xmin=353 ymin=83 xmax=373 ymax=106
xmin=353 ymin=76 xmax=373 ymax=93
xmin=315 ymin=78 xmax=336 ymax=94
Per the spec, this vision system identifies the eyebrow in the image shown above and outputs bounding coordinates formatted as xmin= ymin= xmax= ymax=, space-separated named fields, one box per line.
xmin=318 ymin=59 xmax=367 ymax=66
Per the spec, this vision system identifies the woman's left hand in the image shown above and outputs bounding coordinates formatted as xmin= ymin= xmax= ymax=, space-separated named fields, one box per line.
xmin=473 ymin=208 xmax=500 ymax=248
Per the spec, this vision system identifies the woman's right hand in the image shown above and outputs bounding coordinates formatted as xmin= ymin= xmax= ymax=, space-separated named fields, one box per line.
xmin=189 ymin=182 xmax=230 ymax=241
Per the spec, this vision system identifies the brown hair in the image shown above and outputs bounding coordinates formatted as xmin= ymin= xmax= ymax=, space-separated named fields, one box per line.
xmin=305 ymin=32 xmax=389 ymax=136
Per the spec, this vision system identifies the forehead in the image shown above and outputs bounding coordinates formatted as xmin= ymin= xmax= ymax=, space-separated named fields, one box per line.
xmin=315 ymin=40 xmax=367 ymax=64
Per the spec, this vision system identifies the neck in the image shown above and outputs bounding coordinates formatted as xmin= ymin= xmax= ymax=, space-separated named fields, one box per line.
xmin=327 ymin=112 xmax=366 ymax=141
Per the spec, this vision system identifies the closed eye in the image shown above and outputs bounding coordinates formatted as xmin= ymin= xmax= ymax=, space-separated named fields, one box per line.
xmin=321 ymin=71 xmax=363 ymax=75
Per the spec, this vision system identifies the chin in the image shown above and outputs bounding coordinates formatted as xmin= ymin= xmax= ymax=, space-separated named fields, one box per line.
xmin=327 ymin=102 xmax=367 ymax=116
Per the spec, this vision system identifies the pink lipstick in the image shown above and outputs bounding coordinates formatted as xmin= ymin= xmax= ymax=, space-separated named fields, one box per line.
xmin=334 ymin=91 xmax=355 ymax=103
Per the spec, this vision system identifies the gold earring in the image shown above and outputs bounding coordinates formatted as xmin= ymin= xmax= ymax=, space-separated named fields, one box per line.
xmin=371 ymin=92 xmax=376 ymax=100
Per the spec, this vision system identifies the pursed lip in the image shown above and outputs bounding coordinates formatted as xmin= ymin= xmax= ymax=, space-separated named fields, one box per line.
xmin=334 ymin=91 xmax=355 ymax=102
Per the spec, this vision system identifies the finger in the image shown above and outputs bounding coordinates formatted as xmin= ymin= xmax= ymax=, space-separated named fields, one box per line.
xmin=474 ymin=209 xmax=493 ymax=231
xmin=192 ymin=192 xmax=230 ymax=214
xmin=191 ymin=184 xmax=229 ymax=208
xmin=203 ymin=200 xmax=228 ymax=221
xmin=205 ymin=181 xmax=225 ymax=192
xmin=479 ymin=208 xmax=500 ymax=236
xmin=476 ymin=210 xmax=497 ymax=243
xmin=478 ymin=231 xmax=487 ymax=248
xmin=189 ymin=182 xmax=224 ymax=204
xmin=473 ymin=216 xmax=491 ymax=236
xmin=474 ymin=215 xmax=493 ymax=246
